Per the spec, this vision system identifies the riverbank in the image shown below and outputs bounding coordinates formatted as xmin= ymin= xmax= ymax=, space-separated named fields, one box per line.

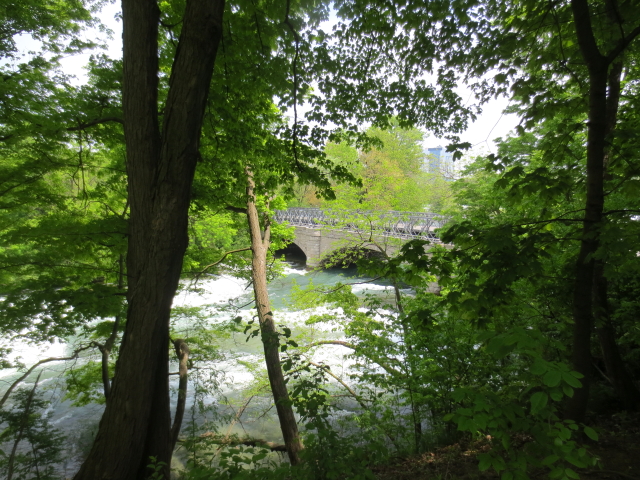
xmin=373 ymin=412 xmax=640 ymax=480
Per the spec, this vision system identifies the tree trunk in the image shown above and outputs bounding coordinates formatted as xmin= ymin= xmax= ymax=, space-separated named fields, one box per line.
xmin=73 ymin=0 xmax=224 ymax=478
xmin=170 ymin=339 xmax=190 ymax=450
xmin=591 ymin=55 xmax=640 ymax=411
xmin=566 ymin=0 xmax=610 ymax=422
xmin=567 ymin=0 xmax=640 ymax=421
xmin=593 ymin=262 xmax=640 ymax=410
xmin=245 ymin=169 xmax=303 ymax=465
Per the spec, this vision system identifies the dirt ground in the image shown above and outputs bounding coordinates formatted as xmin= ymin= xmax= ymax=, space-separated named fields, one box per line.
xmin=372 ymin=412 xmax=640 ymax=480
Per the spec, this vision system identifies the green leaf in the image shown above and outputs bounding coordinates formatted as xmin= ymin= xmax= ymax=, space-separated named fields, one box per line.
xmin=530 ymin=358 xmax=548 ymax=376
xmin=543 ymin=370 xmax=562 ymax=387
xmin=478 ymin=453 xmax=492 ymax=471
xmin=542 ymin=455 xmax=559 ymax=465
xmin=530 ymin=391 xmax=548 ymax=414
xmin=583 ymin=426 xmax=598 ymax=441
xmin=562 ymin=372 xmax=582 ymax=389
xmin=550 ymin=390 xmax=563 ymax=402
xmin=565 ymin=468 xmax=580 ymax=479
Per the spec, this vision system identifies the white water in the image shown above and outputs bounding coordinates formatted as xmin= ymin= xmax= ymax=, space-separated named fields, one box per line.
xmin=0 ymin=261 xmax=393 ymax=473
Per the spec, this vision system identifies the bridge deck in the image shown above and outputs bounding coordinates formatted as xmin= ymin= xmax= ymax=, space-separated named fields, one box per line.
xmin=274 ymin=207 xmax=447 ymax=241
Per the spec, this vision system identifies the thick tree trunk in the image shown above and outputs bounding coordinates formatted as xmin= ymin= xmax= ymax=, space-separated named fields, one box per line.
xmin=591 ymin=57 xmax=640 ymax=411
xmin=245 ymin=170 xmax=303 ymax=465
xmin=567 ymin=0 xmax=640 ymax=421
xmin=73 ymin=0 xmax=224 ymax=479
xmin=567 ymin=0 xmax=609 ymax=422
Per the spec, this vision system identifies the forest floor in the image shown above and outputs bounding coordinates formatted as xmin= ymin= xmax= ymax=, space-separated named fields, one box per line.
xmin=372 ymin=412 xmax=640 ymax=480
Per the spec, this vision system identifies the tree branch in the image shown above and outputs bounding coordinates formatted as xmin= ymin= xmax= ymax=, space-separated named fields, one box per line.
xmin=300 ymin=340 xmax=403 ymax=378
xmin=0 ymin=345 xmax=92 ymax=409
xmin=606 ymin=24 xmax=640 ymax=64
xmin=195 ymin=433 xmax=287 ymax=452
xmin=170 ymin=339 xmax=190 ymax=451
xmin=603 ymin=209 xmax=640 ymax=216
xmin=66 ymin=117 xmax=124 ymax=132
xmin=225 ymin=205 xmax=247 ymax=214
xmin=192 ymin=247 xmax=252 ymax=275
xmin=6 ymin=371 xmax=41 ymax=480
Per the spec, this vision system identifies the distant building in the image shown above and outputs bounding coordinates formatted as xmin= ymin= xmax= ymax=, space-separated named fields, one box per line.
xmin=424 ymin=146 xmax=455 ymax=179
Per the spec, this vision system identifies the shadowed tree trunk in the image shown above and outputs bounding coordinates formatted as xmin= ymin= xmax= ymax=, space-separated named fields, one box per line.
xmin=592 ymin=56 xmax=640 ymax=412
xmin=73 ymin=0 xmax=224 ymax=478
xmin=567 ymin=0 xmax=608 ymax=422
xmin=594 ymin=263 xmax=640 ymax=410
xmin=245 ymin=169 xmax=303 ymax=465
xmin=567 ymin=0 xmax=640 ymax=421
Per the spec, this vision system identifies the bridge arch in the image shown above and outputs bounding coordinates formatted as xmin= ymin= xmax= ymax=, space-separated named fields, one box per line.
xmin=274 ymin=208 xmax=447 ymax=268
xmin=274 ymin=242 xmax=309 ymax=266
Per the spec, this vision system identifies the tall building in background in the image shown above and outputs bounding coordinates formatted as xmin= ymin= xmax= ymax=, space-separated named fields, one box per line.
xmin=424 ymin=146 xmax=455 ymax=179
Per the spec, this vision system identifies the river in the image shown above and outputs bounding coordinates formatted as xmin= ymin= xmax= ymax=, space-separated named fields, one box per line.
xmin=0 ymin=254 xmax=397 ymax=476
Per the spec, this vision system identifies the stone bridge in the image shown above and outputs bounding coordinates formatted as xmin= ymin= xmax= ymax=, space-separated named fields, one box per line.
xmin=274 ymin=208 xmax=447 ymax=267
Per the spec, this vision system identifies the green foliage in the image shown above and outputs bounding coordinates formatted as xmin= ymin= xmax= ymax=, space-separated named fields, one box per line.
xmin=147 ymin=456 xmax=168 ymax=480
xmin=2 ymin=0 xmax=639 ymax=478
xmin=303 ymin=122 xmax=454 ymax=212
xmin=443 ymin=328 xmax=598 ymax=479
xmin=0 ymin=387 xmax=66 ymax=480
xmin=64 ymin=360 xmax=112 ymax=406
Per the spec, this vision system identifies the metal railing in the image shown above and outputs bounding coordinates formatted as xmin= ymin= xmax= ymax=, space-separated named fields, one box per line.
xmin=273 ymin=207 xmax=447 ymax=241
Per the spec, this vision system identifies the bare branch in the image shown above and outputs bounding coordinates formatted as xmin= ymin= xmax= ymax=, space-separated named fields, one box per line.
xmin=66 ymin=117 xmax=124 ymax=132
xmin=0 ymin=344 xmax=92 ymax=409
xmin=170 ymin=339 xmax=190 ymax=451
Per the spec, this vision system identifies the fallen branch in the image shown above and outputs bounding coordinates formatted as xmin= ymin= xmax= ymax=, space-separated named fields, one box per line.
xmin=199 ymin=433 xmax=287 ymax=452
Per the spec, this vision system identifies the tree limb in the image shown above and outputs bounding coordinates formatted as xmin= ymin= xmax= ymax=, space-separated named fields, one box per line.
xmin=170 ymin=339 xmax=190 ymax=452
xmin=0 ymin=345 xmax=92 ymax=409
xmin=307 ymin=360 xmax=368 ymax=410
xmin=193 ymin=247 xmax=251 ymax=274
xmin=606 ymin=24 xmax=640 ymax=64
xmin=6 ymin=371 xmax=41 ymax=480
xmin=300 ymin=340 xmax=403 ymax=378
xmin=66 ymin=117 xmax=124 ymax=132
xmin=225 ymin=205 xmax=247 ymax=214
xmin=196 ymin=433 xmax=287 ymax=452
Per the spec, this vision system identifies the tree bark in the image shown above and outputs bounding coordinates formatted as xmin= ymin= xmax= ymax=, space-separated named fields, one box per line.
xmin=591 ymin=55 xmax=640 ymax=411
xmin=593 ymin=263 xmax=640 ymax=410
xmin=98 ymin=254 xmax=125 ymax=400
xmin=245 ymin=169 xmax=303 ymax=465
xmin=73 ymin=0 xmax=224 ymax=478
xmin=567 ymin=0 xmax=609 ymax=422
xmin=567 ymin=0 xmax=640 ymax=421
xmin=170 ymin=339 xmax=190 ymax=451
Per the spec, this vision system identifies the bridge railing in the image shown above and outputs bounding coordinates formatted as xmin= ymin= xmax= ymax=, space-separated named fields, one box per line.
xmin=273 ymin=207 xmax=448 ymax=241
